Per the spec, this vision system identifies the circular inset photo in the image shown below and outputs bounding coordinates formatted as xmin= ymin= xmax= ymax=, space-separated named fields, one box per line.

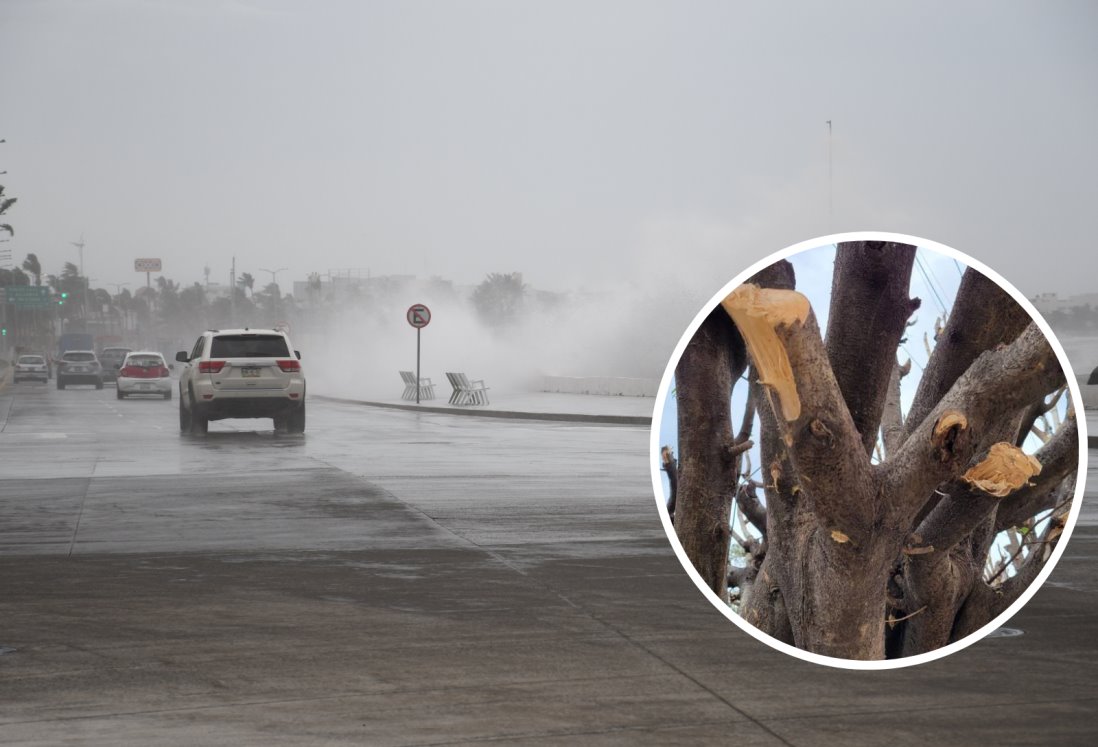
xmin=652 ymin=232 xmax=1086 ymax=668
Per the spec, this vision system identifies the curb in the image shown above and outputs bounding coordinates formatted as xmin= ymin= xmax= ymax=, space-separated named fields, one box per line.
xmin=314 ymin=395 xmax=652 ymax=427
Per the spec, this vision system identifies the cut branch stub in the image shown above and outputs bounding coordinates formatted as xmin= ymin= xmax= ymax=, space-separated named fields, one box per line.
xmin=961 ymin=442 xmax=1042 ymax=498
xmin=931 ymin=410 xmax=968 ymax=461
xmin=720 ymin=284 xmax=811 ymax=421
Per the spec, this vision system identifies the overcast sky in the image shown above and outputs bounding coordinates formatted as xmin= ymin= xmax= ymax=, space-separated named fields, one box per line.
xmin=2 ymin=1 xmax=1096 ymax=299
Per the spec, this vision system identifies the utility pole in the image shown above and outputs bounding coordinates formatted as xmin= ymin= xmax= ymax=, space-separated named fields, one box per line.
xmin=71 ymin=235 xmax=89 ymax=327
xmin=230 ymin=256 xmax=236 ymax=327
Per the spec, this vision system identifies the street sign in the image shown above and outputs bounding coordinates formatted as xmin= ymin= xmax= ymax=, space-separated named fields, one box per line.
xmin=1 ymin=285 xmax=51 ymax=308
xmin=406 ymin=303 xmax=432 ymax=404
xmin=406 ymin=303 xmax=431 ymax=328
xmin=134 ymin=258 xmax=162 ymax=272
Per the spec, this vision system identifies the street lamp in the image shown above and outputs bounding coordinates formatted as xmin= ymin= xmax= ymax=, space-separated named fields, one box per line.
xmin=258 ymin=267 xmax=288 ymax=293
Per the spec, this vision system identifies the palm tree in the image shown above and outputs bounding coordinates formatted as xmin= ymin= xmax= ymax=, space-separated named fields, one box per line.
xmin=238 ymin=272 xmax=255 ymax=298
xmin=22 ymin=252 xmax=42 ymax=285
xmin=0 ymin=184 xmax=15 ymax=237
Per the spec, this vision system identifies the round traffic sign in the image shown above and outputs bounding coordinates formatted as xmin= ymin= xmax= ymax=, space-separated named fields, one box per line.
xmin=406 ymin=303 xmax=431 ymax=328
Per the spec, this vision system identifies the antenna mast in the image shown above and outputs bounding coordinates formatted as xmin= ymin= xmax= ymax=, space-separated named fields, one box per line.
xmin=826 ymin=120 xmax=833 ymax=230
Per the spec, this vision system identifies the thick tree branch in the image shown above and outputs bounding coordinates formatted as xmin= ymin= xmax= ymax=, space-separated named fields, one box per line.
xmin=735 ymin=483 xmax=768 ymax=538
xmin=904 ymin=268 xmax=1032 ymax=442
xmin=727 ymin=564 xmax=757 ymax=591
xmin=953 ymin=504 xmax=1070 ymax=640
xmin=739 ymin=555 xmax=795 ymax=645
xmin=754 ymin=303 xmax=877 ymax=546
xmin=825 ymin=241 xmax=920 ymax=455
xmin=995 ymin=417 xmax=1079 ymax=533
xmin=905 ymin=432 xmax=1058 ymax=557
xmin=899 ymin=547 xmax=977 ymax=656
xmin=881 ymin=358 xmax=912 ymax=459
xmin=674 ymin=306 xmax=747 ymax=598
xmin=884 ymin=322 xmax=1064 ymax=528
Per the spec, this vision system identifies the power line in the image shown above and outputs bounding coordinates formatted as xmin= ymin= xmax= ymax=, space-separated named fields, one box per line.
xmin=914 ymin=253 xmax=948 ymax=315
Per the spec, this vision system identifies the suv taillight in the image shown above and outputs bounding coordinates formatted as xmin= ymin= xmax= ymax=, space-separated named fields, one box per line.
xmin=198 ymin=361 xmax=226 ymax=373
xmin=276 ymin=359 xmax=301 ymax=373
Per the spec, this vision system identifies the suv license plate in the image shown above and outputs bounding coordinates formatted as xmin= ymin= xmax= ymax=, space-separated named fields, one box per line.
xmin=241 ymin=367 xmax=260 ymax=378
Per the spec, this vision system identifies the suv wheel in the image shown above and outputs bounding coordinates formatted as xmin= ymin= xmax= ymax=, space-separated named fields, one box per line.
xmin=179 ymin=395 xmax=192 ymax=432
xmin=57 ymin=378 xmax=66 ymax=390
xmin=95 ymin=379 xmax=104 ymax=390
xmin=190 ymin=403 xmax=208 ymax=435
xmin=287 ymin=402 xmax=306 ymax=433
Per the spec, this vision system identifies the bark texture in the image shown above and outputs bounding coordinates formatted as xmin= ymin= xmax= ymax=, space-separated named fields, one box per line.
xmin=826 ymin=241 xmax=920 ymax=454
xmin=674 ymin=306 xmax=746 ymax=599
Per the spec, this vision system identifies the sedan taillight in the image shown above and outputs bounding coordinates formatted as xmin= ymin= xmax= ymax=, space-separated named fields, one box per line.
xmin=198 ymin=361 xmax=226 ymax=373
xmin=276 ymin=359 xmax=301 ymax=372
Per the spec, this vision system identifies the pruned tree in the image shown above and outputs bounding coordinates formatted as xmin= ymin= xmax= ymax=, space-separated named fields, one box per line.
xmin=667 ymin=242 xmax=1077 ymax=660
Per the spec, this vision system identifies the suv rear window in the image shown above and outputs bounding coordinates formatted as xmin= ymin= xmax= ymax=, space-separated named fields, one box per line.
xmin=63 ymin=352 xmax=96 ymax=362
xmin=18 ymin=356 xmax=45 ymax=364
xmin=209 ymin=334 xmax=289 ymax=358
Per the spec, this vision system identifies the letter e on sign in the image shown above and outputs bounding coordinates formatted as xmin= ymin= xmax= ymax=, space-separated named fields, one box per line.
xmin=406 ymin=303 xmax=431 ymax=328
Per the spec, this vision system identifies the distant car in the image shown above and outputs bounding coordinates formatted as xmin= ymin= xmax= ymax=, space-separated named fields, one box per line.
xmin=57 ymin=350 xmax=104 ymax=390
xmin=99 ymin=346 xmax=133 ymax=382
xmin=176 ymin=328 xmax=305 ymax=434
xmin=13 ymin=354 xmax=49 ymax=383
xmin=116 ymin=351 xmax=173 ymax=400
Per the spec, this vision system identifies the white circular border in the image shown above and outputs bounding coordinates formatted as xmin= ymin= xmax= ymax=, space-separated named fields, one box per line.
xmin=649 ymin=230 xmax=1089 ymax=670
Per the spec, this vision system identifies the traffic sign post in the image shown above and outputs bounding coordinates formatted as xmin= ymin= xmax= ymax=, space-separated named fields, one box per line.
xmin=406 ymin=304 xmax=431 ymax=404
xmin=135 ymin=258 xmax=162 ymax=290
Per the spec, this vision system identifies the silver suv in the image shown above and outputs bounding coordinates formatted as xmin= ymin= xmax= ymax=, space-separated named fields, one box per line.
xmin=57 ymin=350 xmax=104 ymax=390
xmin=175 ymin=329 xmax=305 ymax=434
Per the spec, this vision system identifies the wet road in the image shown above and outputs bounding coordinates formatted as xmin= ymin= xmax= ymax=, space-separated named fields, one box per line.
xmin=1 ymin=381 xmax=1096 ymax=746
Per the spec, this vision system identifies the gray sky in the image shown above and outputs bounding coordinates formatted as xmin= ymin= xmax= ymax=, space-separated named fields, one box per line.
xmin=2 ymin=1 xmax=1096 ymax=298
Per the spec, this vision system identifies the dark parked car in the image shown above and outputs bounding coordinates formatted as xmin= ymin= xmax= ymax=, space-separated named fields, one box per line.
xmin=99 ymin=346 xmax=133 ymax=382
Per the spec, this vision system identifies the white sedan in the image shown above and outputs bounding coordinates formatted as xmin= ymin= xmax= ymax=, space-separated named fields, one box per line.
xmin=116 ymin=351 xmax=173 ymax=400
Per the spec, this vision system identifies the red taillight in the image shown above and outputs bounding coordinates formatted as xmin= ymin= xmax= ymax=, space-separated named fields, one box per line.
xmin=120 ymin=366 xmax=138 ymax=377
xmin=198 ymin=360 xmax=226 ymax=374
xmin=159 ymin=366 xmax=170 ymax=377
xmin=276 ymin=359 xmax=301 ymax=372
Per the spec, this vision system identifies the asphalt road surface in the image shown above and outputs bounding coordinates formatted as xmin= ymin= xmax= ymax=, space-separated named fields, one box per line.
xmin=1 ymin=381 xmax=1096 ymax=746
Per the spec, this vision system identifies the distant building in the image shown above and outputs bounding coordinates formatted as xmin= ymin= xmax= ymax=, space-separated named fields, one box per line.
xmin=1030 ymin=293 xmax=1098 ymax=315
